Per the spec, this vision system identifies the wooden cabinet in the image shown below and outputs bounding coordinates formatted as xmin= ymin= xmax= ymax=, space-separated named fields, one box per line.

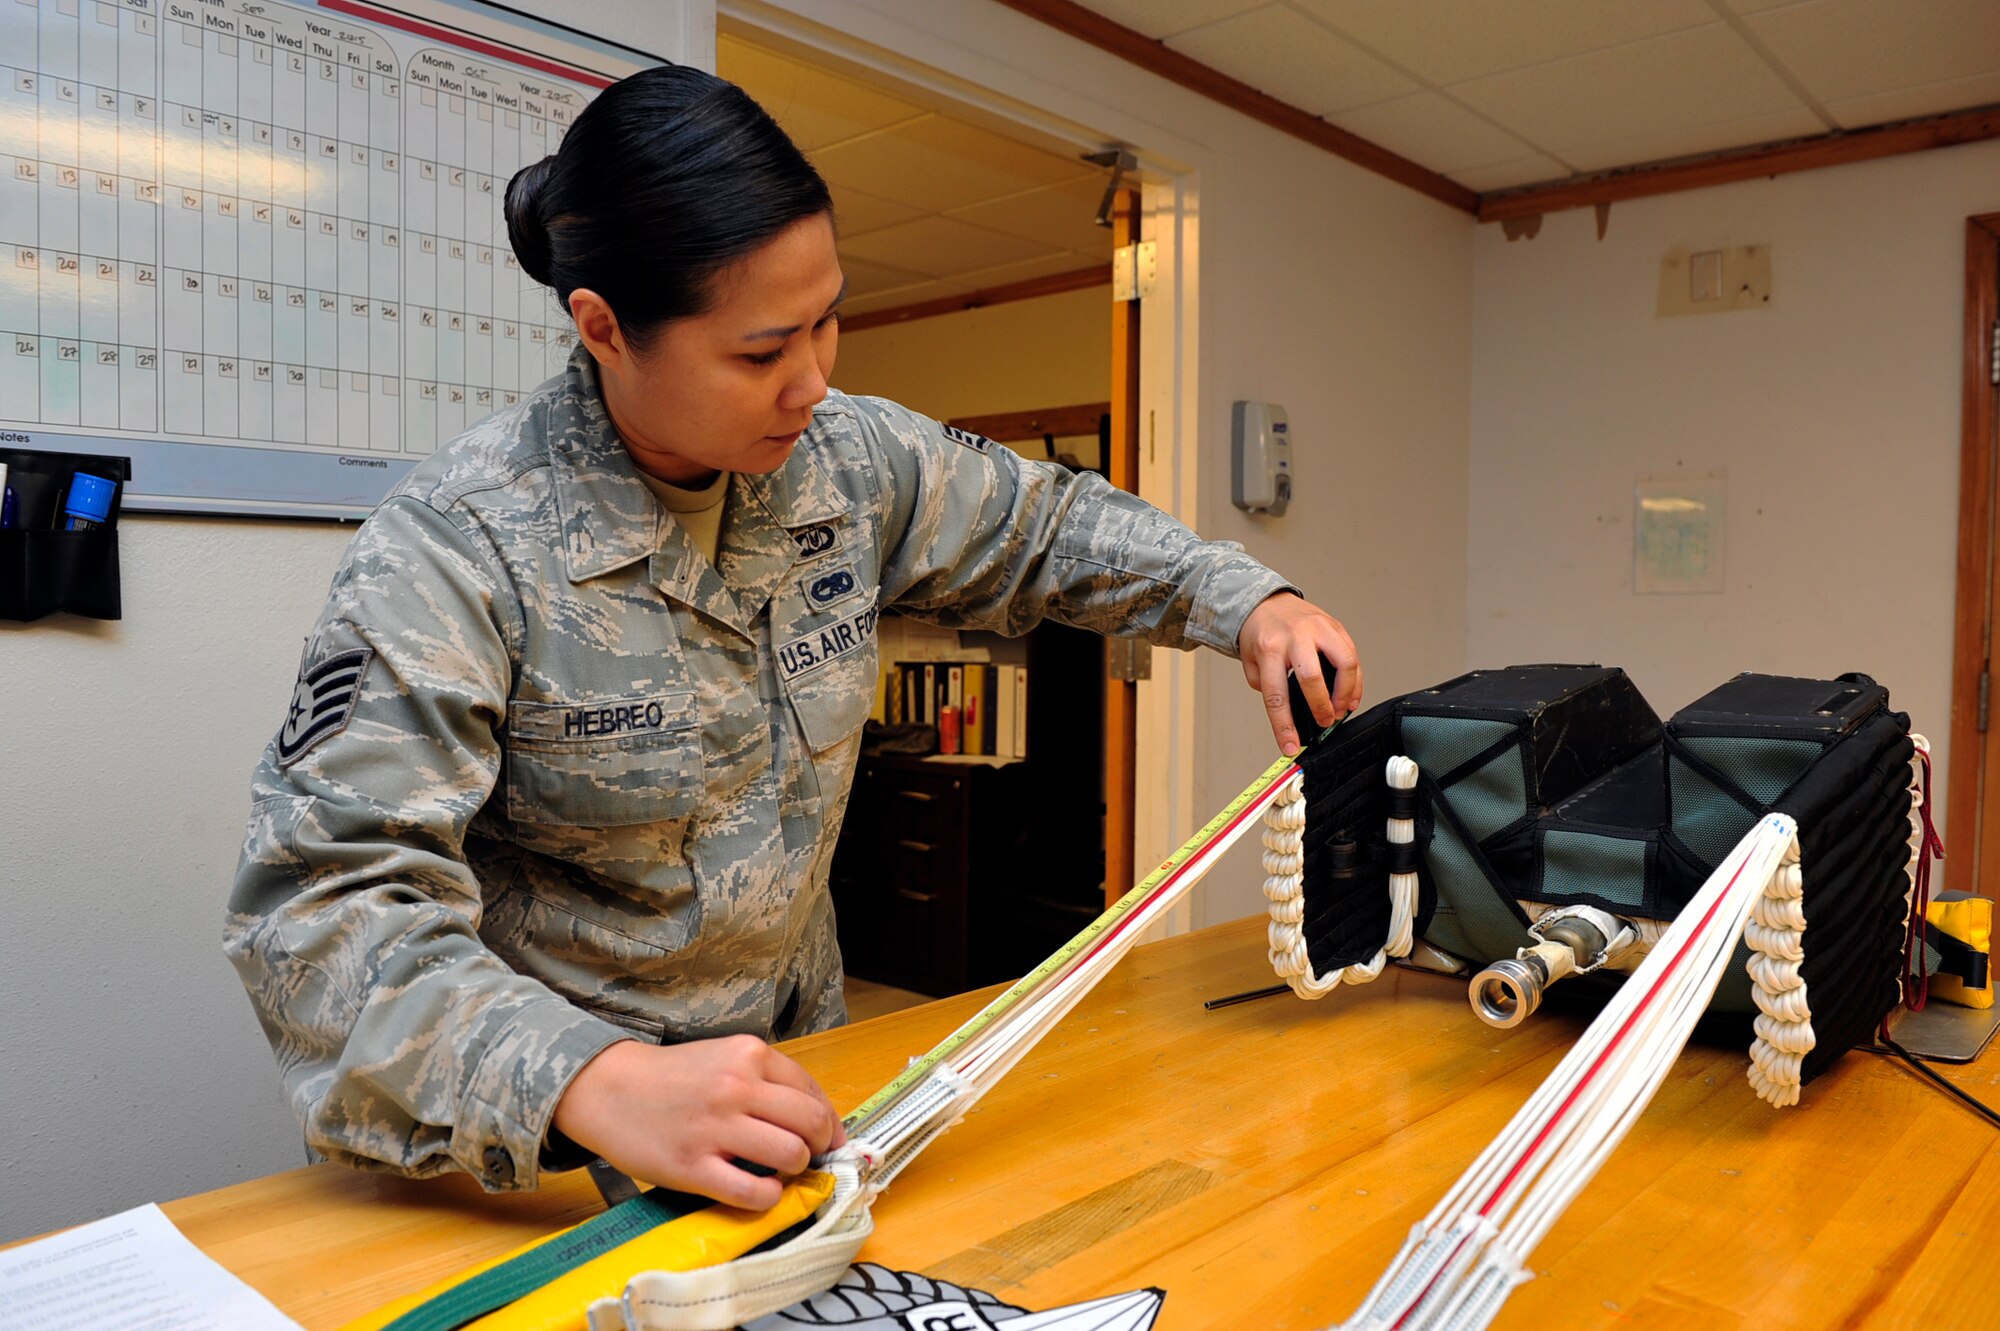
xmin=829 ymin=755 xmax=1052 ymax=997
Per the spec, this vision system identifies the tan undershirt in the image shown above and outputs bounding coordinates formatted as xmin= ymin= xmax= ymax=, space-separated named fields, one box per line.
xmin=638 ymin=468 xmax=730 ymax=567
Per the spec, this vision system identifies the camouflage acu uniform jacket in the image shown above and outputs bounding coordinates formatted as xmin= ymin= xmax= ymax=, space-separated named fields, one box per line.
xmin=225 ymin=348 xmax=1292 ymax=1192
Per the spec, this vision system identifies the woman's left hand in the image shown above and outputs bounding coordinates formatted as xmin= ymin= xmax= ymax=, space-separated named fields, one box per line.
xmin=1237 ymin=593 xmax=1362 ymax=756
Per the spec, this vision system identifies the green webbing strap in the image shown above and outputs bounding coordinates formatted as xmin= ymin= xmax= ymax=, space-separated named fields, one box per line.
xmin=380 ymin=1185 xmax=708 ymax=1331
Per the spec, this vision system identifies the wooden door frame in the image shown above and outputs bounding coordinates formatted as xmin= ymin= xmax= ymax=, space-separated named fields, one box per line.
xmin=1103 ymin=188 xmax=1141 ymax=906
xmin=1947 ymin=212 xmax=2000 ymax=893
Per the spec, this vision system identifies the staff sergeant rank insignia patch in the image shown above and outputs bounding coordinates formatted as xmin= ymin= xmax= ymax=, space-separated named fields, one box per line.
xmin=277 ymin=647 xmax=372 ymax=766
xmin=942 ymin=423 xmax=994 ymax=454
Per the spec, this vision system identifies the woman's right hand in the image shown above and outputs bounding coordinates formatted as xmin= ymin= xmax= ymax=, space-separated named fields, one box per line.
xmin=551 ymin=1034 xmax=847 ymax=1209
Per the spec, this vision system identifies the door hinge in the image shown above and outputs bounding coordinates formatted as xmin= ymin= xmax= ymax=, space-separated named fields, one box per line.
xmin=1112 ymin=240 xmax=1156 ymax=302
xmin=1980 ymin=667 xmax=1991 ymax=733
xmin=1107 ymin=637 xmax=1152 ymax=682
xmin=1991 ymin=319 xmax=1999 ymax=386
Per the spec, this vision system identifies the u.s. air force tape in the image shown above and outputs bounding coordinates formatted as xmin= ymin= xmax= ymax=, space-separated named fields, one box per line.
xmin=277 ymin=647 xmax=371 ymax=766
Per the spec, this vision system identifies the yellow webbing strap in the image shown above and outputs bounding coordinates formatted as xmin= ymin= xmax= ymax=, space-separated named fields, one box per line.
xmin=1927 ymin=892 xmax=1994 ymax=1009
xmin=340 ymin=1172 xmax=835 ymax=1331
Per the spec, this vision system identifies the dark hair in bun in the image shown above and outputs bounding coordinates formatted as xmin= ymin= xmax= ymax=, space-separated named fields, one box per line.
xmin=503 ymin=64 xmax=831 ymax=351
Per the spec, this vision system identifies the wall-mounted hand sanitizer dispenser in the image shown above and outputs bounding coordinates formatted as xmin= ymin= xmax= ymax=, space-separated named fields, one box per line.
xmin=1232 ymin=401 xmax=1291 ymax=515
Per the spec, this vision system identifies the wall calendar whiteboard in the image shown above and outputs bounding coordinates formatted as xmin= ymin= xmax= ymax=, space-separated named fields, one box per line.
xmin=0 ymin=0 xmax=657 ymax=517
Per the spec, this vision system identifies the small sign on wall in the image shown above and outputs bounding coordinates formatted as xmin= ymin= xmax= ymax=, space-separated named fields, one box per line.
xmin=1635 ymin=472 xmax=1726 ymax=594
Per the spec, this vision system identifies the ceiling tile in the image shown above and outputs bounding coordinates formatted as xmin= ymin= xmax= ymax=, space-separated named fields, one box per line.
xmin=839 ymin=216 xmax=1061 ymax=280
xmin=718 ymin=35 xmax=927 ymax=152
xmin=1822 ymin=69 xmax=2000 ymax=128
xmin=812 ymin=116 xmax=1095 ymax=211
xmin=1292 ymin=0 xmax=1716 ymax=87
xmin=1448 ymin=154 xmax=1570 ymax=192
xmin=1451 ymin=24 xmax=1806 ymax=155
xmin=836 ymin=255 xmax=934 ymax=301
xmin=1166 ymin=6 xmax=1419 ymax=116
xmin=1072 ymin=0 xmax=1269 ymax=40
xmin=829 ymin=184 xmax=926 ymax=239
xmin=947 ymin=176 xmax=1118 ymax=259
xmin=1561 ymin=106 xmax=1826 ymax=172
xmin=949 ymin=251 xmax=1114 ymax=290
xmin=1330 ymin=92 xmax=1540 ymax=172
xmin=1744 ymin=0 xmax=2000 ymax=104
xmin=841 ymin=279 xmax=969 ymax=318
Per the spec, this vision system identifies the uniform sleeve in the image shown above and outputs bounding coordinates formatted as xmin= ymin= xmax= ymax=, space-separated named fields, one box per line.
xmin=223 ymin=496 xmax=628 ymax=1192
xmin=859 ymin=398 xmax=1295 ymax=652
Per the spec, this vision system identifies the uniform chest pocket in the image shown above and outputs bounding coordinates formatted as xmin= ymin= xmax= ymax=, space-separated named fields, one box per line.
xmin=777 ymin=606 xmax=880 ymax=754
xmin=504 ymin=692 xmax=702 ymax=828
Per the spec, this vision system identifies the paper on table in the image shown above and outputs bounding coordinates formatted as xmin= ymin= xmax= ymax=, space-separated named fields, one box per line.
xmin=0 ymin=1202 xmax=302 ymax=1331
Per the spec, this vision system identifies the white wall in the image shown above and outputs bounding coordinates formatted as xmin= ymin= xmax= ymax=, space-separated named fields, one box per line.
xmin=1468 ymin=139 xmax=2000 ymax=836
xmin=0 ymin=0 xmax=712 ymax=1246
xmin=752 ymin=0 xmax=1476 ymax=930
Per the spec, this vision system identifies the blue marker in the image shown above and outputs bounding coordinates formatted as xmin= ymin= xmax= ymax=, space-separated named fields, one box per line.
xmin=0 ymin=462 xmax=14 ymax=529
xmin=60 ymin=471 xmax=117 ymax=531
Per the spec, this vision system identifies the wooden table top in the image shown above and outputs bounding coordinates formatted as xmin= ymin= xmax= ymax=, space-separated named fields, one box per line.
xmin=141 ymin=919 xmax=2000 ymax=1329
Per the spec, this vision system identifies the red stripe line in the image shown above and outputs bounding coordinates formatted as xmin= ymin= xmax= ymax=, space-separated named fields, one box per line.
xmin=318 ymin=0 xmax=616 ymax=89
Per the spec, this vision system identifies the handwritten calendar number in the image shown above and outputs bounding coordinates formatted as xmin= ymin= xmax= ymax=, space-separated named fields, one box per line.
xmin=504 ymin=391 xmax=518 ymax=406
xmin=56 ymin=254 xmax=79 ymax=275
xmin=288 ymin=132 xmax=304 ymax=153
xmin=254 ymin=204 xmax=271 ymax=223
xmin=420 ymin=381 xmax=435 ymax=399
xmin=97 ymin=90 xmax=115 ymax=112
xmin=58 ymin=81 xmax=76 ymax=103
xmin=320 ymin=217 xmax=335 ymax=235
xmin=447 ymin=314 xmax=463 ymax=332
xmin=97 ymin=173 xmax=116 ymax=195
xmin=254 ymin=362 xmax=272 ymax=381
xmin=353 ymin=223 xmax=368 ymax=242
xmin=352 ymin=146 xmax=367 ymax=166
xmin=99 ymin=346 xmax=118 ymax=365
xmin=321 ymin=61 xmax=336 ymax=81
xmin=449 ymin=168 xmax=465 ymax=187
xmin=15 ymin=337 xmax=37 ymax=357
xmin=218 ymin=358 xmax=236 ymax=378
xmin=504 ymin=322 xmax=516 ymax=339
xmin=183 ymin=190 xmax=200 ymax=210
xmin=218 ymin=196 xmax=236 ymax=217
xmin=319 ymin=294 xmax=335 ymax=312
xmin=448 ymin=242 xmax=464 ymax=260
xmin=183 ymin=355 xmax=201 ymax=374
xmin=351 ymin=299 xmax=368 ymax=317
xmin=137 ymin=351 xmax=155 ymax=369
xmin=136 ymin=265 xmax=155 ymax=285
xmin=476 ymin=317 xmax=492 ymax=335
xmin=138 ymin=182 xmax=159 ymax=203
xmin=15 ymin=74 xmax=34 ymax=96
xmin=254 ymin=284 xmax=271 ymax=303
xmin=58 ymin=341 xmax=79 ymax=362
xmin=287 ymin=366 xmax=305 ymax=385
xmin=96 ymin=260 xmax=116 ymax=281
xmin=183 ymin=273 xmax=201 ymax=292
xmin=383 ymin=229 xmax=398 ymax=248
xmin=15 ymin=161 xmax=35 ymax=182
xmin=288 ymin=290 xmax=305 ymax=308
xmin=420 ymin=235 xmax=435 ymax=254
xmin=420 ymin=309 xmax=434 ymax=327
xmin=420 ymin=161 xmax=434 ymax=180
xmin=58 ymin=167 xmax=79 ymax=189
xmin=449 ymin=387 xmax=464 ymax=404
xmin=287 ymin=209 xmax=304 ymax=229
xmin=477 ymin=248 xmax=491 ymax=266
xmin=321 ymin=138 xmax=338 ymax=158
xmin=219 ymin=279 xmax=236 ymax=298
xmin=132 ymin=95 xmax=151 ymax=119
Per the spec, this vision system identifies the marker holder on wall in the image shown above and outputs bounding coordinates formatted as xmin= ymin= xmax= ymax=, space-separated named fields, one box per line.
xmin=0 ymin=447 xmax=133 ymax=623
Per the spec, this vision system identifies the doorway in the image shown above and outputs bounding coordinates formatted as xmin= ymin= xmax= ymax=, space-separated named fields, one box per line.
xmin=1947 ymin=211 xmax=2000 ymax=894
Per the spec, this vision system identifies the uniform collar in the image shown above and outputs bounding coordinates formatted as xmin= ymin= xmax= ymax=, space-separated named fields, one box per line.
xmin=548 ymin=351 xmax=855 ymax=631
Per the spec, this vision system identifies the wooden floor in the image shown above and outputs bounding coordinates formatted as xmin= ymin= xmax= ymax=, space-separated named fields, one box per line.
xmin=842 ymin=974 xmax=931 ymax=1023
